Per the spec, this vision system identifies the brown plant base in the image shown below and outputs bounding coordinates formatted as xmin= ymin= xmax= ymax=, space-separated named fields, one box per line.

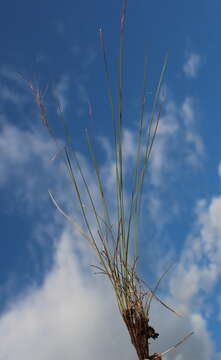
xmin=122 ymin=306 xmax=159 ymax=360
xmin=150 ymin=356 xmax=161 ymax=360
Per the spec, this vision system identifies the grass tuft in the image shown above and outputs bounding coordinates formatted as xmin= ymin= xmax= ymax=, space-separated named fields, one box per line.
xmin=24 ymin=1 xmax=193 ymax=359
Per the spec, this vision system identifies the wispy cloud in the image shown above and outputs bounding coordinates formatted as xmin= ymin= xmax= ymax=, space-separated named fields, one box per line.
xmin=150 ymin=90 xmax=204 ymax=188
xmin=0 ymin=84 xmax=28 ymax=107
xmin=180 ymin=97 xmax=204 ymax=168
xmin=0 ymin=66 xmax=23 ymax=83
xmin=0 ymin=66 xmax=31 ymax=110
xmin=150 ymin=95 xmax=179 ymax=186
xmin=183 ymin=53 xmax=201 ymax=78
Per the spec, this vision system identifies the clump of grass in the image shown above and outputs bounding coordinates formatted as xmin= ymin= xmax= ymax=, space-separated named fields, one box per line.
xmin=24 ymin=1 xmax=193 ymax=359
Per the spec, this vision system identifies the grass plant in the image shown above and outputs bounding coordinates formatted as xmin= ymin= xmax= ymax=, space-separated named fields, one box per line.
xmin=24 ymin=1 xmax=193 ymax=358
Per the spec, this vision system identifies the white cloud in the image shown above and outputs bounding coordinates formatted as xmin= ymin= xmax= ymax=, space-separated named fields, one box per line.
xmin=166 ymin=179 xmax=221 ymax=339
xmin=150 ymin=92 xmax=204 ymax=188
xmin=0 ymin=116 xmax=134 ymax=360
xmin=169 ymin=194 xmax=221 ymax=306
xmin=156 ymin=188 xmax=221 ymax=359
xmin=0 ymin=209 xmax=214 ymax=360
xmin=149 ymin=301 xmax=213 ymax=360
xmin=183 ymin=53 xmax=201 ymax=78
xmin=0 ymin=120 xmax=59 ymax=212
xmin=150 ymin=96 xmax=179 ymax=186
xmin=0 ymin=230 xmax=135 ymax=360
xmin=147 ymin=186 xmax=221 ymax=360
xmin=0 ymin=119 xmax=136 ymax=359
xmin=180 ymin=97 xmax=204 ymax=168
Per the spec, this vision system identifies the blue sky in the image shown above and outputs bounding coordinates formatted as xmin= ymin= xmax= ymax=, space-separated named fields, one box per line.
xmin=0 ymin=1 xmax=221 ymax=359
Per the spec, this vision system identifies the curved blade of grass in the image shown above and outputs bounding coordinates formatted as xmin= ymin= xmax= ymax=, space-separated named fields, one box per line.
xmin=147 ymin=261 xmax=176 ymax=312
xmin=158 ymin=331 xmax=194 ymax=358
xmin=48 ymin=190 xmax=94 ymax=247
